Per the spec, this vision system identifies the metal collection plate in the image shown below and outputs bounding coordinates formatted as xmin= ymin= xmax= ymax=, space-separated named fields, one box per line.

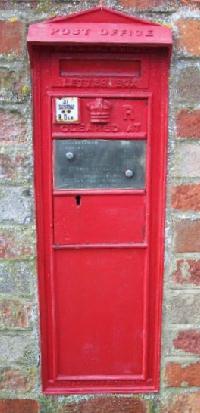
xmin=55 ymin=97 xmax=79 ymax=123
xmin=54 ymin=139 xmax=146 ymax=189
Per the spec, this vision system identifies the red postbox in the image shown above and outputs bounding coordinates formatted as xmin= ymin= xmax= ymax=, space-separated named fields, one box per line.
xmin=27 ymin=6 xmax=172 ymax=394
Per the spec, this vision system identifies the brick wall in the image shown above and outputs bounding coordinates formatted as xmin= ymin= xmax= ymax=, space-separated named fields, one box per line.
xmin=0 ymin=0 xmax=200 ymax=412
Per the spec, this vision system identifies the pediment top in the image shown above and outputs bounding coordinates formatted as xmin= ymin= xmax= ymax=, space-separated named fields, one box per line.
xmin=27 ymin=6 xmax=172 ymax=48
xmin=46 ymin=6 xmax=158 ymax=26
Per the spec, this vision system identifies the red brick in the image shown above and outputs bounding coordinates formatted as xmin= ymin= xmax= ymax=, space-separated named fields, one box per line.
xmin=181 ymin=0 xmax=200 ymax=6
xmin=0 ymin=399 xmax=39 ymax=413
xmin=174 ymin=330 xmax=200 ymax=355
xmin=165 ymin=361 xmax=200 ymax=387
xmin=174 ymin=220 xmax=200 ymax=252
xmin=118 ymin=0 xmax=174 ymax=8
xmin=59 ymin=397 xmax=150 ymax=413
xmin=176 ymin=110 xmax=200 ymax=138
xmin=161 ymin=392 xmax=200 ymax=413
xmin=0 ymin=111 xmax=27 ymax=143
xmin=0 ymin=368 xmax=34 ymax=392
xmin=173 ymin=259 xmax=200 ymax=286
xmin=0 ymin=20 xmax=24 ymax=55
xmin=119 ymin=0 xmax=163 ymax=7
xmin=176 ymin=19 xmax=200 ymax=56
xmin=0 ymin=299 xmax=31 ymax=329
xmin=172 ymin=185 xmax=200 ymax=211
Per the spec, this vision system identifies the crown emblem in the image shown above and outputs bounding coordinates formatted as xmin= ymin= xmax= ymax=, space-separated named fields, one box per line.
xmin=87 ymin=98 xmax=112 ymax=124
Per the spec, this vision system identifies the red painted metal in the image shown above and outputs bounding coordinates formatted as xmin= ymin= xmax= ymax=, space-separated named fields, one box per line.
xmin=27 ymin=6 xmax=172 ymax=394
xmin=54 ymin=194 xmax=146 ymax=244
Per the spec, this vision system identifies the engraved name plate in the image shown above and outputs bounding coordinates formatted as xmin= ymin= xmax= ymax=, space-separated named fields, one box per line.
xmin=54 ymin=139 xmax=146 ymax=189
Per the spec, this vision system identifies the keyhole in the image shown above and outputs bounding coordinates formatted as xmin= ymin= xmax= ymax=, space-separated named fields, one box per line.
xmin=75 ymin=195 xmax=81 ymax=206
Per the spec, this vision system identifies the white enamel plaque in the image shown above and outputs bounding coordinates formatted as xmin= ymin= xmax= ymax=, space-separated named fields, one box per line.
xmin=55 ymin=97 xmax=79 ymax=123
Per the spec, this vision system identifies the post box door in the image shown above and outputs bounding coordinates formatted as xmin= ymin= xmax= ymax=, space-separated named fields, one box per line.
xmin=50 ymin=93 xmax=149 ymax=387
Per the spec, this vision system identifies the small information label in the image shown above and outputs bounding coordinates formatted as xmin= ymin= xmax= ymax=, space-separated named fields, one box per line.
xmin=55 ymin=97 xmax=79 ymax=123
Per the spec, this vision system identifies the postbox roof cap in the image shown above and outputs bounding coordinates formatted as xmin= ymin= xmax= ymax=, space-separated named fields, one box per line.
xmin=27 ymin=6 xmax=172 ymax=48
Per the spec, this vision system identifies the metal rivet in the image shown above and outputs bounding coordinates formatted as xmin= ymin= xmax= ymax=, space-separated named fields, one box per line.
xmin=125 ymin=169 xmax=134 ymax=178
xmin=65 ymin=152 xmax=74 ymax=160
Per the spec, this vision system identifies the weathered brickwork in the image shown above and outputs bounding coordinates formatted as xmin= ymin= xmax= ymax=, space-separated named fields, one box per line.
xmin=0 ymin=110 xmax=29 ymax=143
xmin=0 ymin=367 xmax=36 ymax=392
xmin=176 ymin=66 xmax=200 ymax=105
xmin=174 ymin=143 xmax=200 ymax=177
xmin=174 ymin=220 xmax=200 ymax=252
xmin=176 ymin=110 xmax=200 ymax=139
xmin=168 ymin=292 xmax=200 ymax=324
xmin=0 ymin=0 xmax=200 ymax=412
xmin=176 ymin=19 xmax=200 ymax=56
xmin=0 ymin=399 xmax=39 ymax=413
xmin=58 ymin=397 xmax=151 ymax=413
xmin=173 ymin=330 xmax=200 ymax=354
xmin=172 ymin=259 xmax=200 ymax=285
xmin=161 ymin=392 xmax=200 ymax=413
xmin=0 ymin=20 xmax=24 ymax=55
xmin=118 ymin=0 xmax=176 ymax=9
xmin=165 ymin=360 xmax=200 ymax=387
xmin=172 ymin=184 xmax=200 ymax=210
xmin=165 ymin=328 xmax=200 ymax=355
